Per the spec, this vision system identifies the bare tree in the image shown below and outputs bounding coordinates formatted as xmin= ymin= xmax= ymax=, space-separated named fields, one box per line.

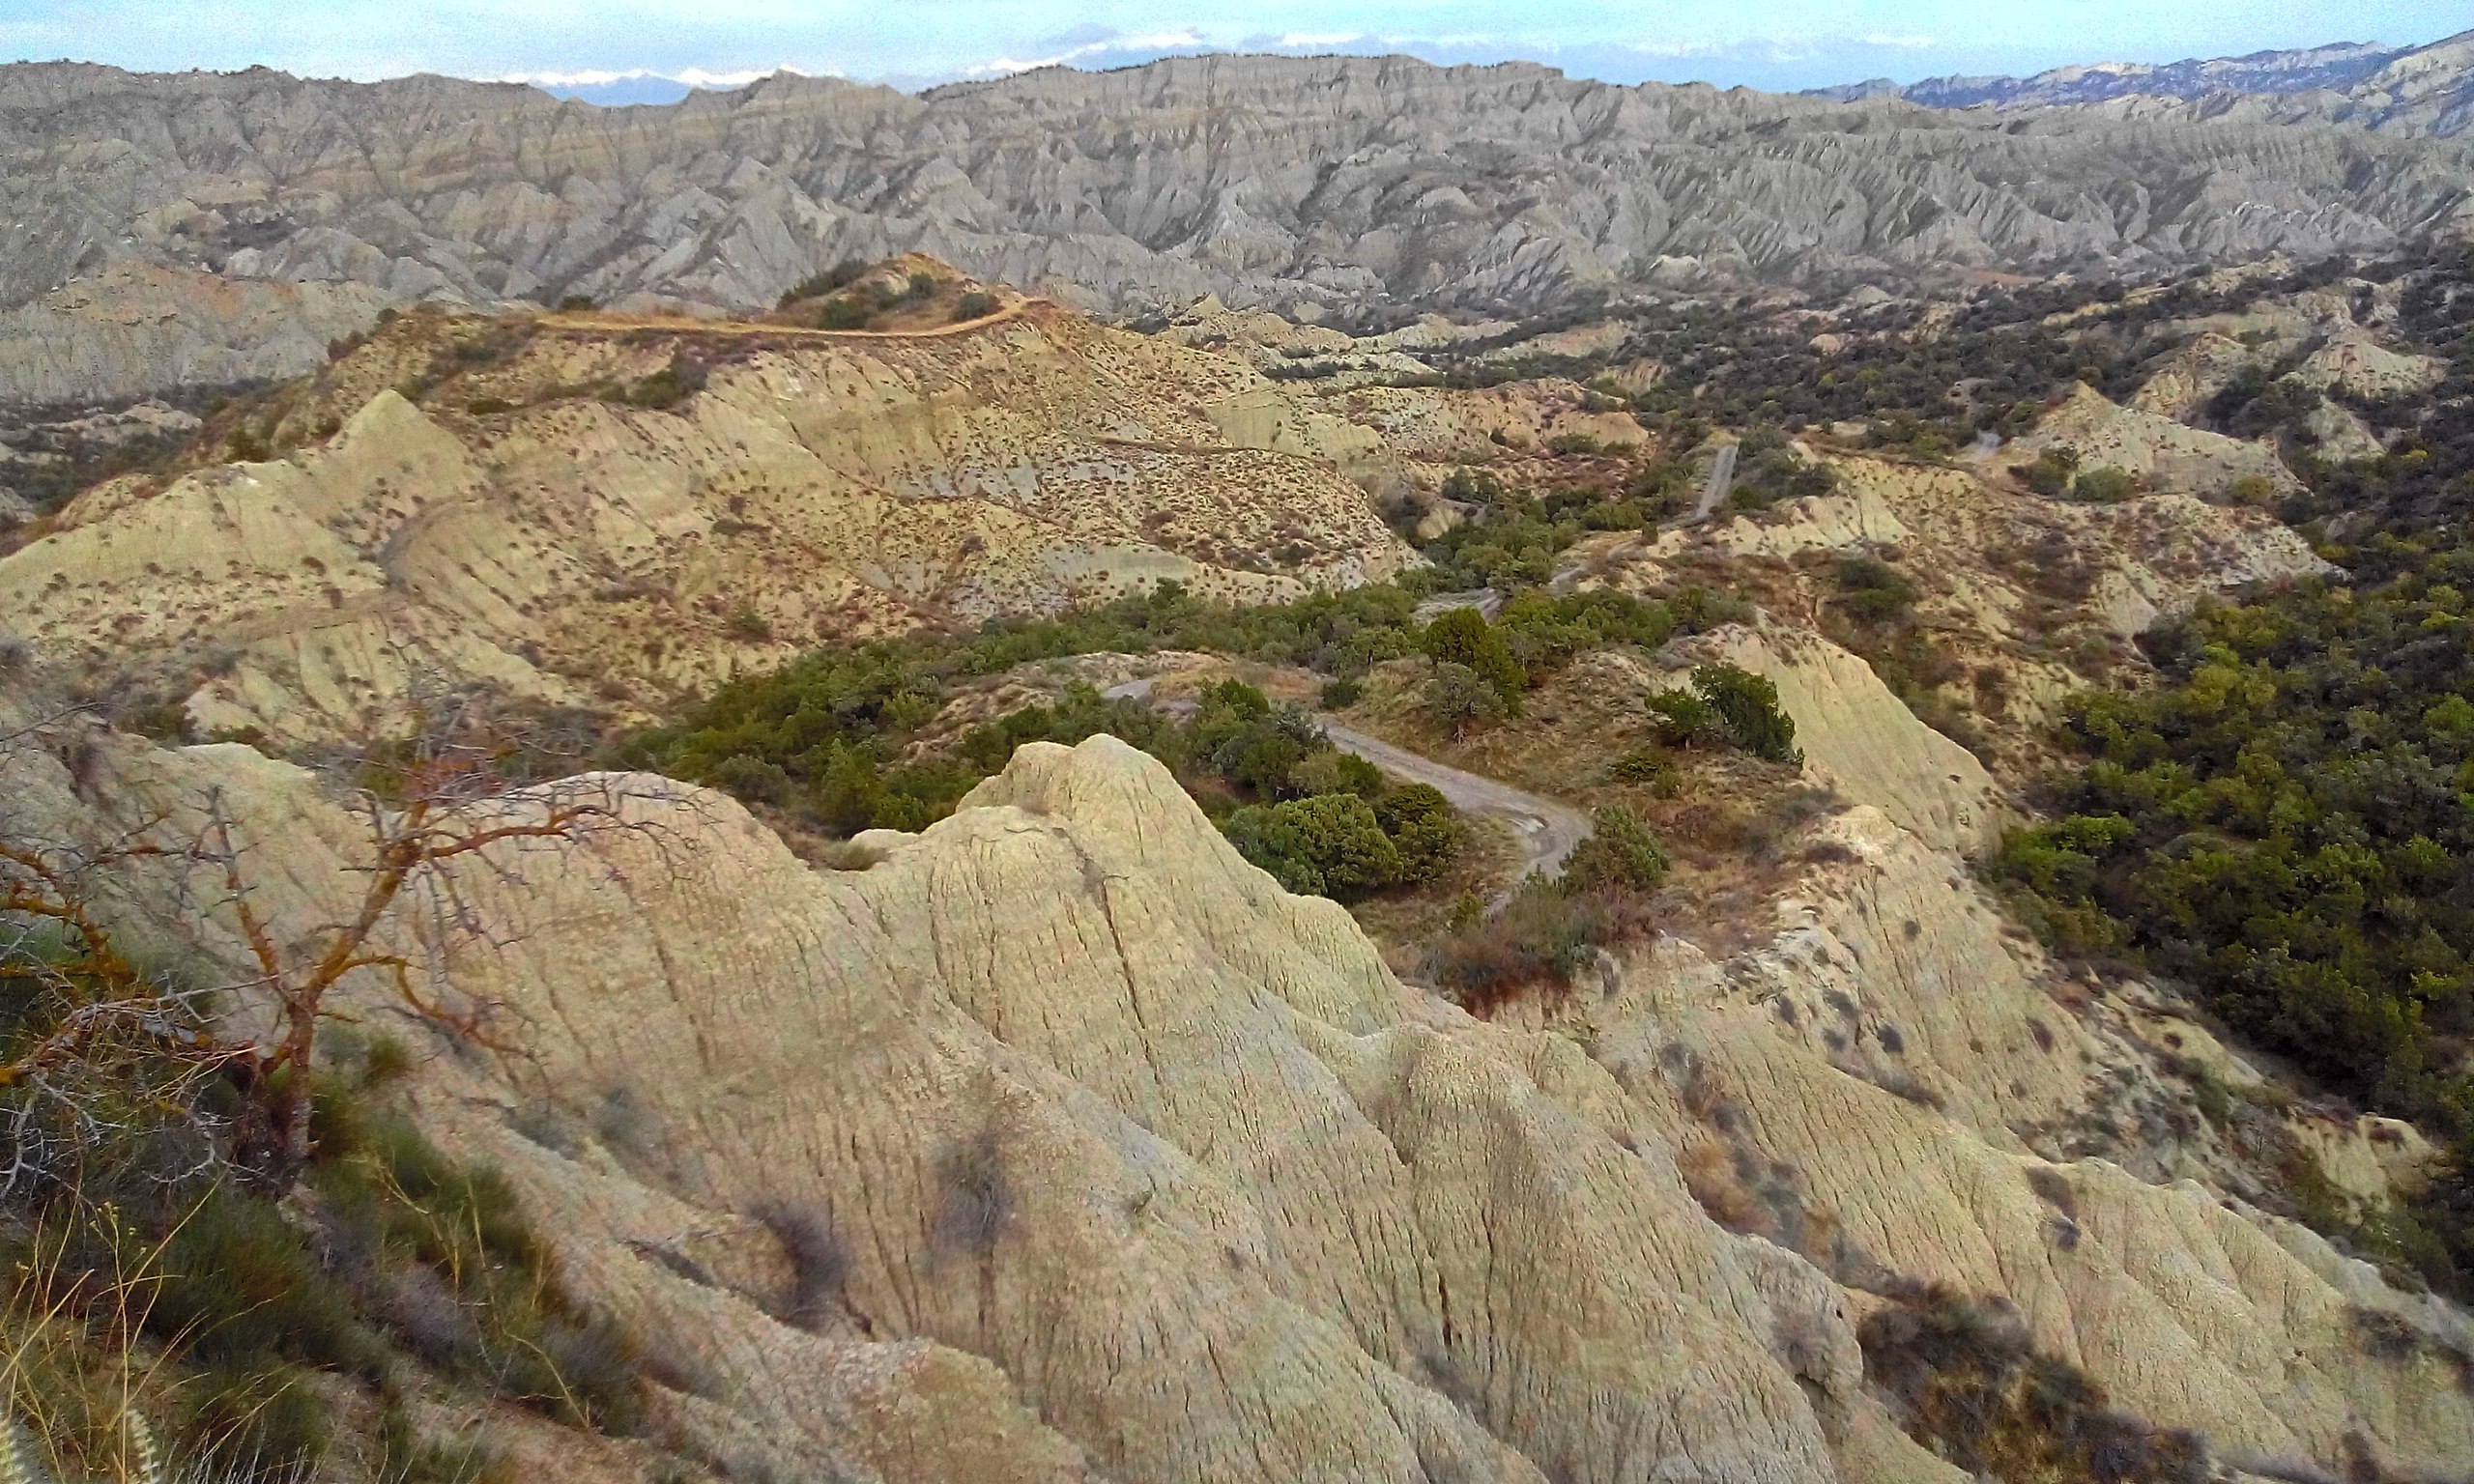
xmin=2 ymin=686 xmax=676 ymax=1192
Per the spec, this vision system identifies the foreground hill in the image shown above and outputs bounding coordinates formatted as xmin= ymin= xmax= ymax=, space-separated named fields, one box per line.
xmin=4 ymin=52 xmax=2474 ymax=405
xmin=7 ymin=700 xmax=2468 ymax=1482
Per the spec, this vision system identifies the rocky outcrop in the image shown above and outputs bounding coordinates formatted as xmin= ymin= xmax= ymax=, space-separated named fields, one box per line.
xmin=0 ymin=300 xmax=1414 ymax=740
xmin=0 ymin=261 xmax=391 ymax=408
xmin=2287 ymin=326 xmax=2451 ymax=398
xmin=9 ymin=712 xmax=2467 ymax=1483
xmin=2021 ymin=383 xmax=2303 ymax=499
xmin=5 ymin=53 xmax=2474 ymax=405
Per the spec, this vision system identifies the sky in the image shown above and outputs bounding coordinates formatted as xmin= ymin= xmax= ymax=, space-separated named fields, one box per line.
xmin=0 ymin=0 xmax=2466 ymax=100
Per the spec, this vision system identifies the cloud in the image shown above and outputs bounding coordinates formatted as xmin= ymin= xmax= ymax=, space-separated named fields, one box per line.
xmin=502 ymin=64 xmax=792 ymax=90
xmin=958 ymin=27 xmax=1205 ymax=77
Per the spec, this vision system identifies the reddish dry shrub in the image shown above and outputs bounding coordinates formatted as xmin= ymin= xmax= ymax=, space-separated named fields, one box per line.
xmin=1424 ymin=884 xmax=1656 ymax=1017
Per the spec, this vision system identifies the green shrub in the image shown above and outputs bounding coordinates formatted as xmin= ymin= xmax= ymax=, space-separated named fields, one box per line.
xmin=1291 ymin=749 xmax=1385 ymax=800
xmin=1374 ymin=785 xmax=1468 ymax=884
xmin=1644 ymin=687 xmax=1718 ymax=747
xmin=817 ymin=298 xmax=874 ymax=330
xmin=954 ymin=291 xmax=999 ymax=321
xmin=1691 ymin=663 xmax=1802 ymax=765
xmin=1426 ymin=661 xmax=1508 ymax=735
xmin=1611 ymin=745 xmax=1683 ymax=796
xmin=625 ymin=353 xmax=706 ymax=409
xmin=1224 ymin=793 xmax=1402 ymax=900
xmin=1562 ymin=805 xmax=1671 ymax=894
xmin=150 ymin=1184 xmax=376 ymax=1375
xmin=1833 ymin=554 xmax=1918 ymax=624
xmin=1424 ymin=882 xmax=1657 ymax=1013
xmin=2022 ymin=446 xmax=2079 ymax=496
xmin=178 ymin=1362 xmax=333 ymax=1481
xmin=781 ymin=260 xmax=868 ymax=304
xmin=2070 ymin=465 xmax=2135 ymax=503
xmin=1319 ymin=675 xmax=1364 ymax=709
xmin=1422 ymin=608 xmax=1527 ymax=706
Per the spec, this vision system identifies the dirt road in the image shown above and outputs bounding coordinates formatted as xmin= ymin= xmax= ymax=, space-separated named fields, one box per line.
xmin=536 ymin=299 xmax=1045 ymax=340
xmin=1105 ymin=678 xmax=1590 ymax=899
xmin=1318 ymin=721 xmax=1591 ymax=898
xmin=1686 ymin=440 xmax=1738 ymax=524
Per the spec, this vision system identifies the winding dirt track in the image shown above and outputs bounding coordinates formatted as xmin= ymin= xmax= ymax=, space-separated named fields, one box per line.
xmin=1104 ymin=679 xmax=1590 ymax=900
xmin=1318 ymin=720 xmax=1591 ymax=899
xmin=535 ymin=299 xmax=1047 ymax=340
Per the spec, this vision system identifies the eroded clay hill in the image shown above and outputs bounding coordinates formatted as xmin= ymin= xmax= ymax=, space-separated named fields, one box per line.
xmin=0 ymin=270 xmax=1415 ymax=741
xmin=1565 ymin=444 xmax=2330 ymax=780
xmin=9 ymin=706 xmax=2468 ymax=1484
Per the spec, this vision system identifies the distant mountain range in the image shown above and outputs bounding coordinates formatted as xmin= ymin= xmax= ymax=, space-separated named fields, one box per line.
xmin=1809 ymin=27 xmax=2474 ymax=135
xmin=1 ymin=45 xmax=2471 ymax=408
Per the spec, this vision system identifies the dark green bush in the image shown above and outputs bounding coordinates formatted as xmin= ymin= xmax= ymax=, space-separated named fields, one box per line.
xmin=1292 ymin=749 xmax=1386 ymax=800
xmin=2022 ymin=446 xmax=2079 ymax=496
xmin=2070 ymin=465 xmax=2136 ymax=503
xmin=150 ymin=1184 xmax=376 ymax=1374
xmin=177 ymin=1363 xmax=334 ymax=1481
xmin=1645 ymin=686 xmax=1718 ymax=747
xmin=817 ymin=298 xmax=874 ymax=330
xmin=781 ymin=260 xmax=868 ymax=304
xmin=1834 ymin=554 xmax=1918 ymax=624
xmin=1374 ymin=785 xmax=1469 ymax=884
xmin=1427 ymin=660 xmax=1509 ymax=735
xmin=1224 ymin=793 xmax=1402 ymax=899
xmin=626 ymin=353 xmax=707 ymax=409
xmin=1691 ymin=663 xmax=1803 ymax=765
xmin=1424 ymin=882 xmax=1657 ymax=1013
xmin=1562 ymin=805 xmax=1671 ymax=894
xmin=1422 ymin=608 xmax=1527 ymax=706
xmin=1611 ymin=745 xmax=1683 ymax=796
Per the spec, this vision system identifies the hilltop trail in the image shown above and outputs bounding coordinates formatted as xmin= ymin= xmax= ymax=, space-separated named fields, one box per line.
xmin=1104 ymin=677 xmax=1590 ymax=899
xmin=536 ymin=298 xmax=1045 ymax=339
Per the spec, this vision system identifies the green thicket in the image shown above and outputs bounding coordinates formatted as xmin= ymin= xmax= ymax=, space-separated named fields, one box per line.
xmin=612 ymin=574 xmax=1718 ymax=853
xmin=1985 ymin=249 xmax=2474 ymax=1293
xmin=1994 ymin=531 xmax=2474 ymax=1291
xmin=1414 ymin=454 xmax=1832 ymax=585
xmin=1184 ymin=681 xmax=1469 ymax=899
xmin=1609 ymin=258 xmax=2369 ymax=452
